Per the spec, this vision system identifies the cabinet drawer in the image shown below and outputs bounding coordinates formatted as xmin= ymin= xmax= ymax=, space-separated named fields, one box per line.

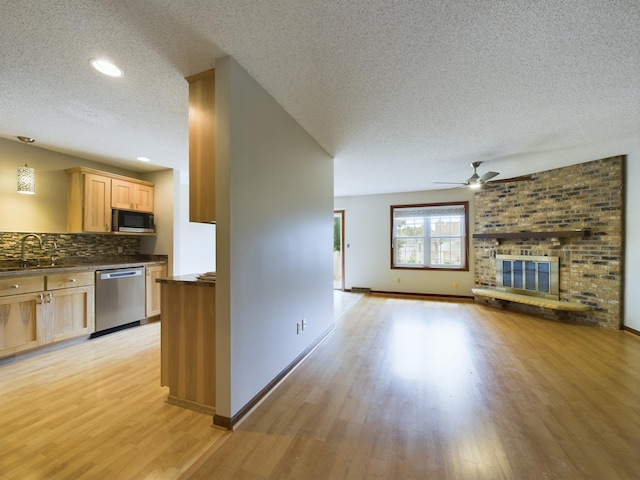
xmin=0 ymin=276 xmax=45 ymax=297
xmin=47 ymin=271 xmax=94 ymax=290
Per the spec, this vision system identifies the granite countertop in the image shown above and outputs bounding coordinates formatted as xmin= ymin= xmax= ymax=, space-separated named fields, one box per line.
xmin=156 ymin=274 xmax=216 ymax=287
xmin=0 ymin=255 xmax=167 ymax=279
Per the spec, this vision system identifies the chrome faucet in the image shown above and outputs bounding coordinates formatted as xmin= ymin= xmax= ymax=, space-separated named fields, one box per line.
xmin=20 ymin=234 xmax=44 ymax=267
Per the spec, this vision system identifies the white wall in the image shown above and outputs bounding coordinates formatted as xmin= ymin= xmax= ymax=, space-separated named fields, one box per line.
xmin=215 ymin=56 xmax=334 ymax=419
xmin=171 ymin=171 xmax=216 ymax=276
xmin=139 ymin=169 xmax=176 ymax=274
xmin=335 ymin=188 xmax=475 ymax=296
xmin=624 ymin=149 xmax=640 ymax=331
xmin=85 ymin=166 xmax=215 ymax=277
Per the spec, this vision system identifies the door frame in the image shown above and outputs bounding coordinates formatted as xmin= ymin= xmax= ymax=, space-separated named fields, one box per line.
xmin=334 ymin=210 xmax=345 ymax=290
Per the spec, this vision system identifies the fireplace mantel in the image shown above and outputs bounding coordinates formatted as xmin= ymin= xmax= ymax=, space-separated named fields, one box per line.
xmin=473 ymin=230 xmax=590 ymax=243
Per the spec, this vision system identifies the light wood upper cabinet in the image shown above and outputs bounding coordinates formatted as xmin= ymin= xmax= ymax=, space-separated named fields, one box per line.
xmin=85 ymin=173 xmax=112 ymax=232
xmin=66 ymin=167 xmax=155 ymax=233
xmin=134 ymin=183 xmax=154 ymax=212
xmin=68 ymin=168 xmax=111 ymax=233
xmin=111 ymin=178 xmax=135 ymax=210
xmin=67 ymin=171 xmax=112 ymax=233
xmin=187 ymin=69 xmax=216 ymax=223
xmin=112 ymin=179 xmax=154 ymax=213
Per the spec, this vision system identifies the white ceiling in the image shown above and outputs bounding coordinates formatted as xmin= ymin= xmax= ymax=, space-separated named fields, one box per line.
xmin=1 ymin=1 xmax=638 ymax=197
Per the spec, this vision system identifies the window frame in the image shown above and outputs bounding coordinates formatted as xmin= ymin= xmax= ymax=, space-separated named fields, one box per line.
xmin=390 ymin=201 xmax=469 ymax=271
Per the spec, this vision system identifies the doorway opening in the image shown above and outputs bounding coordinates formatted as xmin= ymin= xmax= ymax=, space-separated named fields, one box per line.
xmin=334 ymin=210 xmax=345 ymax=290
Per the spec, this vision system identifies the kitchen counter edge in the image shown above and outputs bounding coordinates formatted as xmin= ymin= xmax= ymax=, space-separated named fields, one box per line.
xmin=156 ymin=274 xmax=216 ymax=287
xmin=0 ymin=260 xmax=167 ymax=279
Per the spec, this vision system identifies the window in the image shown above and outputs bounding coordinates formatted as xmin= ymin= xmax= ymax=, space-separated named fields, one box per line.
xmin=391 ymin=202 xmax=469 ymax=270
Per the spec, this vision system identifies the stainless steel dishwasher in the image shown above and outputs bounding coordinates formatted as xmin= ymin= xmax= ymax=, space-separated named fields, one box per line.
xmin=95 ymin=267 xmax=145 ymax=334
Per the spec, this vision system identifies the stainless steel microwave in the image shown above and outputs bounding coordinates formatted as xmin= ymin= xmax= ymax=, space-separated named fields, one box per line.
xmin=112 ymin=209 xmax=155 ymax=233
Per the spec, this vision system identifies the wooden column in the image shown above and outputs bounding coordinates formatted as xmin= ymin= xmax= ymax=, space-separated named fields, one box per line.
xmin=186 ymin=69 xmax=216 ymax=224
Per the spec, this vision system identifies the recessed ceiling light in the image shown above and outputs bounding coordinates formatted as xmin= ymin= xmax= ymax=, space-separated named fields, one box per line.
xmin=90 ymin=58 xmax=123 ymax=77
xmin=137 ymin=156 xmax=151 ymax=162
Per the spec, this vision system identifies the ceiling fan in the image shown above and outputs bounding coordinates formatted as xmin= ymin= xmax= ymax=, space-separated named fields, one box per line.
xmin=434 ymin=161 xmax=500 ymax=189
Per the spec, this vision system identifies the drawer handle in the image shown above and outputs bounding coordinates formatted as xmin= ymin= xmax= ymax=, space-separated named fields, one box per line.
xmin=69 ymin=278 xmax=77 ymax=282
xmin=46 ymin=293 xmax=53 ymax=303
xmin=12 ymin=284 xmax=19 ymax=289
xmin=37 ymin=294 xmax=44 ymax=304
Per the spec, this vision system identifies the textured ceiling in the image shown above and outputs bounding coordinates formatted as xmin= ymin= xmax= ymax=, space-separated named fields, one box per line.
xmin=1 ymin=1 xmax=638 ymax=196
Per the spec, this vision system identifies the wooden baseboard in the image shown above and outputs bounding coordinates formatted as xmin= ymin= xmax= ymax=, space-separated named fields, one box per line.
xmin=364 ymin=289 xmax=473 ymax=301
xmin=623 ymin=325 xmax=640 ymax=336
xmin=213 ymin=323 xmax=336 ymax=430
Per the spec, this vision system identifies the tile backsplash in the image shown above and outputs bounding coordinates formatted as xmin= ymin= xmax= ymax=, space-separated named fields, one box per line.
xmin=0 ymin=232 xmax=141 ymax=264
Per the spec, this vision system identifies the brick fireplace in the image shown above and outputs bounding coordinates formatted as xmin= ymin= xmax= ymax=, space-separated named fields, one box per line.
xmin=472 ymin=156 xmax=624 ymax=329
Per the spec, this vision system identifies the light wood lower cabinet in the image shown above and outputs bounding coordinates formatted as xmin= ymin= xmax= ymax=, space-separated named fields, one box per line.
xmin=46 ymin=271 xmax=95 ymax=344
xmin=0 ymin=271 xmax=95 ymax=359
xmin=0 ymin=292 xmax=46 ymax=357
xmin=0 ymin=275 xmax=46 ymax=358
xmin=145 ymin=264 xmax=166 ymax=318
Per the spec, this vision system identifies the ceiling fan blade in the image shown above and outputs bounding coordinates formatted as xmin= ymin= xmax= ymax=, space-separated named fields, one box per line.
xmin=478 ymin=171 xmax=499 ymax=183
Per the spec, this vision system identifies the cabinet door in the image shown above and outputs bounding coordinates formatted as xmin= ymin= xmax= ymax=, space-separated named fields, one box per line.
xmin=111 ymin=178 xmax=135 ymax=210
xmin=135 ymin=184 xmax=154 ymax=212
xmin=0 ymin=293 xmax=46 ymax=358
xmin=146 ymin=264 xmax=166 ymax=317
xmin=46 ymin=286 xmax=95 ymax=343
xmin=84 ymin=173 xmax=112 ymax=232
xmin=112 ymin=179 xmax=154 ymax=212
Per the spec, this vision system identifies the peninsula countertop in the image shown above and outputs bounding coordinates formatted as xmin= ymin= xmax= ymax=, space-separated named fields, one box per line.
xmin=156 ymin=274 xmax=216 ymax=287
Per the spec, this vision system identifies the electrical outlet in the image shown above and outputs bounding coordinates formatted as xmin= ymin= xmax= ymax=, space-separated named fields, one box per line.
xmin=396 ymin=277 xmax=401 ymax=283
xmin=117 ymin=246 xmax=123 ymax=254
xmin=453 ymin=281 xmax=459 ymax=289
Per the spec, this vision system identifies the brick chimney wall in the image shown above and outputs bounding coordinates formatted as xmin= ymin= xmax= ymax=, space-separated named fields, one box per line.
xmin=473 ymin=156 xmax=624 ymax=329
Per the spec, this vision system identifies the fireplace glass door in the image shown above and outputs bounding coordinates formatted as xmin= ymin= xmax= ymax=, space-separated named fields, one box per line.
xmin=496 ymin=255 xmax=559 ymax=300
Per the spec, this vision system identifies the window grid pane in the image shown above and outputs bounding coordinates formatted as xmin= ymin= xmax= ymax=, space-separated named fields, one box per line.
xmin=392 ymin=203 xmax=467 ymax=269
xmin=394 ymin=238 xmax=424 ymax=265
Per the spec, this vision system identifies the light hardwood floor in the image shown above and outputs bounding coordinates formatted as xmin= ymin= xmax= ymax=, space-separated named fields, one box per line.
xmin=185 ymin=293 xmax=640 ymax=480
xmin=0 ymin=321 xmax=226 ymax=480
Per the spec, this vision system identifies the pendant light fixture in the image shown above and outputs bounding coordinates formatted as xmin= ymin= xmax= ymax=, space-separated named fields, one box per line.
xmin=17 ymin=136 xmax=36 ymax=194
